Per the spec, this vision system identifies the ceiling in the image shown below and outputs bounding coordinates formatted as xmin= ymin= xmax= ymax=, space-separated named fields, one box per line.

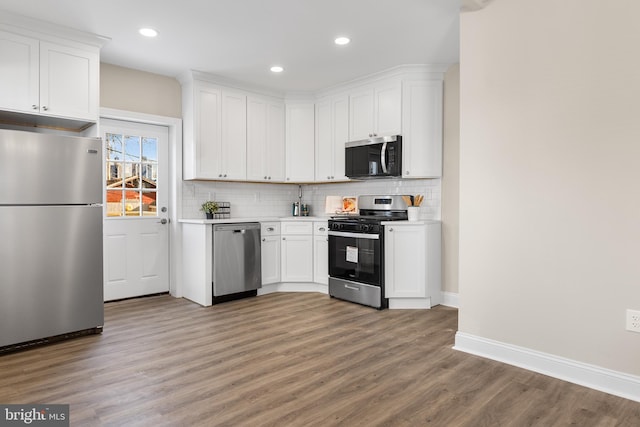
xmin=0 ymin=0 xmax=460 ymax=94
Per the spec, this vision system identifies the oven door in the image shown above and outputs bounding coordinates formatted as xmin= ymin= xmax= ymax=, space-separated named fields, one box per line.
xmin=328 ymin=230 xmax=382 ymax=286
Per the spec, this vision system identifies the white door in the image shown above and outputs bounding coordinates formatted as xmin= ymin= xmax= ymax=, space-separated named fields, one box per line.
xmin=101 ymin=119 xmax=170 ymax=301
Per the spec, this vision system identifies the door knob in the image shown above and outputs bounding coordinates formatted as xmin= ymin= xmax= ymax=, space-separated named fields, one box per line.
xmin=159 ymin=218 xmax=168 ymax=225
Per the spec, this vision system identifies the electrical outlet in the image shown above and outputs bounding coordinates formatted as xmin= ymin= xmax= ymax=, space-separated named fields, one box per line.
xmin=626 ymin=309 xmax=640 ymax=333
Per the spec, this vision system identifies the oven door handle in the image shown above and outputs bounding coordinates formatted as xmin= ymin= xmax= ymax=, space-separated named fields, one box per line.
xmin=328 ymin=231 xmax=380 ymax=240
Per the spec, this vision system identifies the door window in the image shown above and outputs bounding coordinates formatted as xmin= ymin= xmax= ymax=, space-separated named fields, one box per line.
xmin=105 ymin=132 xmax=158 ymax=217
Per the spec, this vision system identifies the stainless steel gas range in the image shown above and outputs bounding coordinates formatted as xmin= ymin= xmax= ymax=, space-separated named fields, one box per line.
xmin=328 ymin=195 xmax=408 ymax=309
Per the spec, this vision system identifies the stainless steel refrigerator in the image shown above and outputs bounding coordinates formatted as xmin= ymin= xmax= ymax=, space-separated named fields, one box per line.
xmin=0 ymin=129 xmax=104 ymax=349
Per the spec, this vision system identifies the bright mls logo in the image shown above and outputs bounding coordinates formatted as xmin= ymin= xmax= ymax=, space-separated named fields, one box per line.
xmin=0 ymin=405 xmax=69 ymax=426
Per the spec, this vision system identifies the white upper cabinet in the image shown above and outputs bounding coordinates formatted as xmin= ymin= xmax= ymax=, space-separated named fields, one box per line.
xmin=0 ymin=29 xmax=99 ymax=123
xmin=183 ymin=81 xmax=221 ymax=180
xmin=401 ymin=79 xmax=443 ymax=178
xmin=247 ymin=95 xmax=285 ymax=182
xmin=181 ymin=79 xmax=247 ymax=181
xmin=315 ymin=94 xmax=349 ymax=182
xmin=348 ymin=80 xmax=401 ymax=141
xmin=285 ymin=103 xmax=315 ymax=183
xmin=221 ymin=90 xmax=247 ymax=180
xmin=0 ymin=31 xmax=38 ymax=113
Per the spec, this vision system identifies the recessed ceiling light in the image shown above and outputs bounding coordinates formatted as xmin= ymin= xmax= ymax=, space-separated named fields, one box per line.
xmin=139 ymin=28 xmax=158 ymax=38
xmin=334 ymin=36 xmax=350 ymax=45
xmin=270 ymin=66 xmax=284 ymax=73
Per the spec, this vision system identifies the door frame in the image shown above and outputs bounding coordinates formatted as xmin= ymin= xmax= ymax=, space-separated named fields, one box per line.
xmin=100 ymin=107 xmax=183 ymax=298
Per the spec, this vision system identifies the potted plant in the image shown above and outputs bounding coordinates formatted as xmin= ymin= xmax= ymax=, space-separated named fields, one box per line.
xmin=201 ymin=201 xmax=219 ymax=219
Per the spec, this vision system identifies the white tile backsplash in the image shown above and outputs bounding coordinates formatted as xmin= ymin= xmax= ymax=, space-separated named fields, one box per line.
xmin=182 ymin=178 xmax=441 ymax=220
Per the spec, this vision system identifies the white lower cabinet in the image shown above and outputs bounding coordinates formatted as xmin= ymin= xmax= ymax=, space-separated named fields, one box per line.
xmin=261 ymin=222 xmax=281 ymax=285
xmin=384 ymin=221 xmax=442 ymax=307
xmin=280 ymin=221 xmax=313 ymax=282
xmin=313 ymin=221 xmax=329 ymax=285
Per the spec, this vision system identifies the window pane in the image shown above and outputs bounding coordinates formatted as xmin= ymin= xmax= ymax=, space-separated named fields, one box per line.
xmin=124 ymin=163 xmax=140 ymax=188
xmin=106 ymin=190 xmax=124 ymax=217
xmin=124 ymin=135 xmax=141 ymax=162
xmin=106 ymin=161 xmax=123 ymax=186
xmin=142 ymin=191 xmax=157 ymax=216
xmin=124 ymin=190 xmax=141 ymax=216
xmin=142 ymin=137 xmax=158 ymax=162
xmin=141 ymin=163 xmax=157 ymax=185
xmin=106 ymin=133 xmax=123 ymax=161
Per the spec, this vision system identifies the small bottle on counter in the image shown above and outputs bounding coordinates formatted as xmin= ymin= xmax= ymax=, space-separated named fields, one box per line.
xmin=301 ymin=204 xmax=309 ymax=216
xmin=292 ymin=202 xmax=300 ymax=216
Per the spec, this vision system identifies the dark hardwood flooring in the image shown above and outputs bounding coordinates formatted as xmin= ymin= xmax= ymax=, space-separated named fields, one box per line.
xmin=1 ymin=293 xmax=639 ymax=426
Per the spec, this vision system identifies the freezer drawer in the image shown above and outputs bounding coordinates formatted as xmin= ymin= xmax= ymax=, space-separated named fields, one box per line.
xmin=0 ymin=205 xmax=104 ymax=347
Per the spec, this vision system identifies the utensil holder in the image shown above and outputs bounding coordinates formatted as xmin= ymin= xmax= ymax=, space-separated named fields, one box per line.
xmin=407 ymin=206 xmax=419 ymax=221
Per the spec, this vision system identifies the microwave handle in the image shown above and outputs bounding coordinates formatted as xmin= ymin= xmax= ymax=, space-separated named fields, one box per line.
xmin=381 ymin=142 xmax=388 ymax=174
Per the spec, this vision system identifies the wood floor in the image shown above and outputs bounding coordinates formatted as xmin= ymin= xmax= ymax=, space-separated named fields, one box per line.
xmin=1 ymin=293 xmax=639 ymax=426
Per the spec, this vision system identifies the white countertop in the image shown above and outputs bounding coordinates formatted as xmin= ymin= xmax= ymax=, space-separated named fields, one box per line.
xmin=381 ymin=219 xmax=441 ymax=225
xmin=179 ymin=216 xmax=329 ymax=224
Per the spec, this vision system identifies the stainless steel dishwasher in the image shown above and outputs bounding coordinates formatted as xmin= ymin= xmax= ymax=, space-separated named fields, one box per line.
xmin=212 ymin=222 xmax=262 ymax=303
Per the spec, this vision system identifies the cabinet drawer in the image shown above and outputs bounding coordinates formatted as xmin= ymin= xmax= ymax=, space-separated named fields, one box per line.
xmin=281 ymin=221 xmax=313 ymax=235
xmin=261 ymin=222 xmax=281 ymax=235
xmin=314 ymin=221 xmax=328 ymax=236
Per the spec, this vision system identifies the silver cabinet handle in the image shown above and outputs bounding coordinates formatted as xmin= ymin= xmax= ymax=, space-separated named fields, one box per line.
xmin=218 ymin=174 xmax=223 ymax=177
xmin=262 ymin=238 xmax=266 ymax=242
xmin=267 ymin=227 xmax=274 ymax=231
xmin=319 ymin=227 xmax=326 ymax=231
xmin=223 ymin=174 xmax=227 ymax=177
xmin=32 ymin=105 xmax=38 ymax=110
xmin=282 ymin=237 xmax=286 ymax=240
xmin=388 ymin=227 xmax=393 ymax=232
xmin=268 ymin=176 xmax=271 ymax=180
xmin=158 ymin=218 xmax=168 ymax=225
xmin=42 ymin=106 xmax=48 ymax=111
xmin=264 ymin=176 xmax=268 ymax=179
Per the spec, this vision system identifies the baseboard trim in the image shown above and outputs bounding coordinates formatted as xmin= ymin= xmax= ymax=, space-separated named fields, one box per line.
xmin=454 ymin=332 xmax=640 ymax=403
xmin=258 ymin=282 xmax=329 ymax=295
xmin=441 ymin=291 xmax=459 ymax=308
xmin=388 ymin=298 xmax=431 ymax=309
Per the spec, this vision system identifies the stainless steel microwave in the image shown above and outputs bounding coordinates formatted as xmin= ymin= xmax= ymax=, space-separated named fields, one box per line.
xmin=345 ymin=135 xmax=402 ymax=179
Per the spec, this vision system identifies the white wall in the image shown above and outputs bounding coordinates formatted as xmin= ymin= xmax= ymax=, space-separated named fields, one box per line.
xmin=442 ymin=64 xmax=460 ymax=294
xmin=459 ymin=0 xmax=640 ymax=375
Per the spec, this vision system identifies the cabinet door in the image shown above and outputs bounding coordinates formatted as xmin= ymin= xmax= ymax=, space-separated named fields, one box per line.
xmin=194 ymin=84 xmax=222 ymax=179
xmin=349 ymin=88 xmax=374 ymax=141
xmin=281 ymin=235 xmax=313 ymax=282
xmin=314 ymin=98 xmax=333 ymax=182
xmin=332 ymin=95 xmax=349 ymax=181
xmin=0 ymin=30 xmax=39 ymax=113
xmin=374 ymin=82 xmax=402 ymax=137
xmin=285 ymin=103 xmax=315 ymax=182
xmin=385 ymin=225 xmax=426 ymax=298
xmin=221 ymin=90 xmax=247 ymax=180
xmin=313 ymin=235 xmax=329 ymax=285
xmin=39 ymin=42 xmax=99 ymax=121
xmin=402 ymin=79 xmax=443 ymax=178
xmin=246 ymin=96 xmax=268 ymax=181
xmin=266 ymin=102 xmax=285 ymax=181
xmin=261 ymin=235 xmax=281 ymax=285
